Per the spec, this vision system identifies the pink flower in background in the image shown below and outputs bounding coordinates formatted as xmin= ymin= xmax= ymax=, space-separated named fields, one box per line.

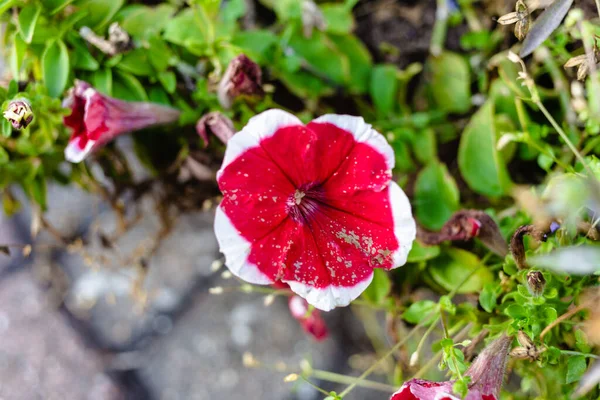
xmin=63 ymin=80 xmax=180 ymax=163
xmin=214 ymin=109 xmax=416 ymax=311
xmin=391 ymin=335 xmax=512 ymax=400
xmin=288 ymin=295 xmax=328 ymax=341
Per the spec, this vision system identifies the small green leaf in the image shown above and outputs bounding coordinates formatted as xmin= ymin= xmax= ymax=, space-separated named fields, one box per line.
xmin=328 ymin=34 xmax=372 ymax=94
xmin=18 ymin=4 xmax=42 ymax=43
xmin=232 ymin=30 xmax=278 ymax=63
xmin=429 ymin=51 xmax=471 ymax=114
xmin=45 ymin=0 xmax=76 ymax=14
xmin=117 ymin=49 xmax=154 ymax=76
xmin=407 ymin=241 xmax=440 ymax=263
xmin=402 ymin=300 xmax=438 ymax=324
xmin=414 ymin=160 xmax=459 ymax=230
xmin=370 ymin=64 xmax=398 ymax=117
xmin=0 ymin=0 xmax=18 ymax=15
xmin=362 ymin=269 xmax=391 ymax=305
xmin=458 ymin=101 xmax=512 ymax=197
xmin=148 ymin=36 xmax=172 ymax=72
xmin=120 ymin=4 xmax=175 ymax=38
xmin=1 ymin=119 xmax=11 ymax=138
xmin=479 ymin=283 xmax=498 ymax=313
xmin=566 ymin=355 xmax=587 ymax=384
xmin=321 ymin=3 xmax=354 ymax=34
xmin=92 ymin=68 xmax=113 ymax=95
xmin=113 ymin=71 xmax=147 ymax=101
xmin=71 ymin=41 xmax=99 ymax=71
xmin=9 ymin=33 xmax=26 ymax=80
xmin=0 ymin=147 xmax=9 ymax=164
xmin=412 ymin=128 xmax=437 ymax=164
xmin=505 ymin=304 xmax=527 ymax=319
xmin=429 ymin=248 xmax=493 ymax=294
xmin=163 ymin=8 xmax=206 ymax=46
xmin=42 ymin=40 xmax=70 ymax=98
xmin=76 ymin=0 xmax=124 ymax=30
xmin=220 ymin=0 xmax=246 ymax=22
xmin=158 ymin=71 xmax=176 ymax=94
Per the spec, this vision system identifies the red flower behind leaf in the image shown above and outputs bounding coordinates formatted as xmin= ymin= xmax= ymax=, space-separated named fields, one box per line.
xmin=63 ymin=80 xmax=180 ymax=163
xmin=391 ymin=335 xmax=512 ymax=400
xmin=214 ymin=109 xmax=416 ymax=311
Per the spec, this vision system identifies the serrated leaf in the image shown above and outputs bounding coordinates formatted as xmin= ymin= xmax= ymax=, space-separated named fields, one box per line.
xmin=520 ymin=0 xmax=574 ymax=57
xmin=414 ymin=160 xmax=459 ymax=230
xmin=42 ymin=40 xmax=70 ymax=98
xmin=18 ymin=4 xmax=42 ymax=43
xmin=458 ymin=101 xmax=512 ymax=197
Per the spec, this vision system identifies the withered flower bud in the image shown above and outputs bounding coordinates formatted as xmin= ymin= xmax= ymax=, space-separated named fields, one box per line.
xmin=510 ymin=225 xmax=547 ymax=269
xmin=196 ymin=112 xmax=236 ymax=147
xmin=497 ymin=0 xmax=531 ymax=41
xmin=3 ymin=99 xmax=33 ymax=129
xmin=417 ymin=210 xmax=508 ymax=257
xmin=217 ymin=54 xmax=263 ymax=109
xmin=510 ymin=330 xmax=545 ymax=361
xmin=527 ymin=270 xmax=546 ymax=297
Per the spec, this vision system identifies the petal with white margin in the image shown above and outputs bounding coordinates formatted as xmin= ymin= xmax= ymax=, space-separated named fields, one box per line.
xmin=65 ymin=138 xmax=96 ymax=163
xmin=214 ymin=206 xmax=272 ymax=285
xmin=388 ymin=181 xmax=417 ymax=268
xmin=285 ymin=271 xmax=374 ymax=312
xmin=218 ymin=109 xmax=302 ymax=180
xmin=312 ymin=114 xmax=395 ymax=170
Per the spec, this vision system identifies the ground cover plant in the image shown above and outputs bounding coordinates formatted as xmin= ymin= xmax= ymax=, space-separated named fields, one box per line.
xmin=2 ymin=0 xmax=600 ymax=399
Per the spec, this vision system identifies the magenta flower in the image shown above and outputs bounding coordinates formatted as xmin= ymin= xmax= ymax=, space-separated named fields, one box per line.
xmin=391 ymin=335 xmax=512 ymax=400
xmin=63 ymin=80 xmax=180 ymax=163
xmin=214 ymin=109 xmax=416 ymax=311
xmin=288 ymin=295 xmax=328 ymax=341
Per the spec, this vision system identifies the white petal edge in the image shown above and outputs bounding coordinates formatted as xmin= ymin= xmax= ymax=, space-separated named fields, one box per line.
xmin=214 ymin=206 xmax=272 ymax=285
xmin=65 ymin=138 xmax=96 ymax=163
xmin=285 ymin=271 xmax=374 ymax=312
xmin=312 ymin=114 xmax=395 ymax=170
xmin=217 ymin=109 xmax=303 ymax=181
xmin=388 ymin=181 xmax=417 ymax=269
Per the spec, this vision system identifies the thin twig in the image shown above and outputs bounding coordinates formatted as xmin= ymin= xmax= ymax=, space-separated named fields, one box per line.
xmin=540 ymin=303 xmax=589 ymax=340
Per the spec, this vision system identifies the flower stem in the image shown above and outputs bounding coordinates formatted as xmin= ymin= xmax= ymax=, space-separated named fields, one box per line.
xmin=309 ymin=369 xmax=398 ymax=393
xmin=430 ymin=0 xmax=449 ymax=56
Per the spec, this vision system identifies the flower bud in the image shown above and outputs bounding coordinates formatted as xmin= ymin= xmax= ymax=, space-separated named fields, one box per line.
xmin=217 ymin=54 xmax=263 ymax=109
xmin=196 ymin=112 xmax=236 ymax=147
xmin=3 ymin=99 xmax=33 ymax=130
xmin=527 ymin=270 xmax=546 ymax=297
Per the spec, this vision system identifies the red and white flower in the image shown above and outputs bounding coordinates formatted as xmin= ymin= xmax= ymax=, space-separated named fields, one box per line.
xmin=214 ymin=109 xmax=416 ymax=311
xmin=63 ymin=80 xmax=180 ymax=163
xmin=288 ymin=294 xmax=328 ymax=341
xmin=391 ymin=335 xmax=512 ymax=400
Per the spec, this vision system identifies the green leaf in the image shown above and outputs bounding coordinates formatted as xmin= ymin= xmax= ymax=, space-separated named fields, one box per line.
xmin=414 ymin=160 xmax=459 ymax=230
xmin=232 ymin=30 xmax=278 ymax=63
xmin=362 ymin=269 xmax=391 ymax=305
xmin=288 ymin=30 xmax=347 ymax=85
xmin=1 ymin=119 xmax=11 ymax=138
xmin=42 ymin=40 xmax=70 ymax=98
xmin=429 ymin=248 xmax=493 ymax=294
xmin=505 ymin=304 xmax=527 ymax=319
xmin=458 ymin=101 xmax=512 ymax=197
xmin=429 ymin=51 xmax=471 ymax=114
xmin=75 ymin=0 xmax=124 ymax=30
xmin=71 ymin=41 xmax=99 ymax=71
xmin=407 ymin=241 xmax=440 ymax=263
xmin=0 ymin=0 xmax=17 ymax=15
xmin=321 ymin=3 xmax=354 ymax=34
xmin=220 ymin=0 xmax=246 ymax=22
xmin=119 ymin=4 xmax=176 ymax=38
xmin=9 ymin=33 xmax=26 ymax=80
xmin=92 ymin=68 xmax=113 ymax=95
xmin=117 ymin=49 xmax=154 ymax=76
xmin=479 ymin=283 xmax=498 ymax=313
xmin=412 ymin=128 xmax=437 ymax=164
xmin=163 ymin=9 xmax=206 ymax=47
xmin=158 ymin=71 xmax=176 ymax=94
xmin=402 ymin=300 xmax=438 ymax=324
xmin=370 ymin=64 xmax=398 ymax=117
xmin=18 ymin=4 xmax=42 ymax=44
xmin=45 ymin=0 xmax=76 ymax=14
xmin=328 ymin=34 xmax=372 ymax=94
xmin=0 ymin=147 xmax=8 ymax=164
xmin=148 ymin=36 xmax=172 ymax=72
xmin=113 ymin=70 xmax=147 ymax=101
xmin=566 ymin=355 xmax=587 ymax=384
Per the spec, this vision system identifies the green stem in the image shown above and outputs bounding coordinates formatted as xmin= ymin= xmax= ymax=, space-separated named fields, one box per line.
xmin=560 ymin=350 xmax=600 ymax=359
xmin=412 ymin=316 xmax=442 ymax=366
xmin=310 ymin=369 xmax=398 ymax=393
xmin=430 ymin=0 xmax=449 ymax=56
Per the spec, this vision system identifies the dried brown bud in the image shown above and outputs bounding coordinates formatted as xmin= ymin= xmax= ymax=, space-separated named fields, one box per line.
xmin=510 ymin=225 xmax=547 ymax=269
xmin=514 ymin=1 xmax=530 ymax=41
xmin=510 ymin=330 xmax=544 ymax=361
xmin=218 ymin=54 xmax=263 ymax=109
xmin=196 ymin=112 xmax=235 ymax=147
xmin=3 ymin=99 xmax=33 ymax=129
xmin=416 ymin=210 xmax=508 ymax=256
xmin=527 ymin=270 xmax=546 ymax=297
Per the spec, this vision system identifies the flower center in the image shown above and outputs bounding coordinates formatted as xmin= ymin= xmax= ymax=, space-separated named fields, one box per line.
xmin=286 ymin=184 xmax=324 ymax=223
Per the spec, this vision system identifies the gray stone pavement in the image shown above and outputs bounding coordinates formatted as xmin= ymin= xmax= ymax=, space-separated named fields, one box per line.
xmin=0 ymin=183 xmax=383 ymax=400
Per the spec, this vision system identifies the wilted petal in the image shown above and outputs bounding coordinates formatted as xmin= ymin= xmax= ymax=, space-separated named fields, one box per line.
xmin=196 ymin=112 xmax=236 ymax=147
